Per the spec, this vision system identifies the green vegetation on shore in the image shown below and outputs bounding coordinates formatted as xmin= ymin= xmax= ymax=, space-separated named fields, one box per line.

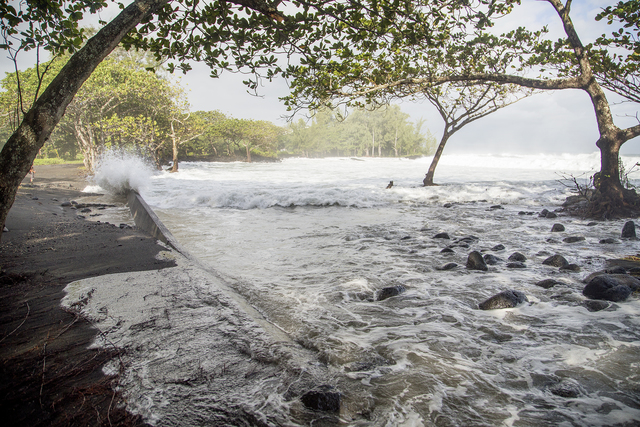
xmin=32 ymin=158 xmax=84 ymax=166
xmin=1 ymin=0 xmax=639 ymax=230
xmin=1 ymin=50 xmax=433 ymax=171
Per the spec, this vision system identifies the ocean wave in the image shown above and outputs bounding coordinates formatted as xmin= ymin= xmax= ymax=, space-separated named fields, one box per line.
xmin=91 ymin=150 xmax=155 ymax=195
xmin=143 ymin=181 xmax=572 ymax=210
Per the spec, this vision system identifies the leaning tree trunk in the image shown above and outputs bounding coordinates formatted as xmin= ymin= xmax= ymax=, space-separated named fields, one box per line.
xmin=583 ymin=71 xmax=639 ymax=217
xmin=590 ymin=133 xmax=639 ymax=218
xmin=170 ymin=121 xmax=179 ymax=173
xmin=423 ymin=132 xmax=451 ymax=186
xmin=0 ymin=0 xmax=166 ymax=238
xmin=245 ymin=144 xmax=252 ymax=163
xmin=170 ymin=141 xmax=179 ymax=172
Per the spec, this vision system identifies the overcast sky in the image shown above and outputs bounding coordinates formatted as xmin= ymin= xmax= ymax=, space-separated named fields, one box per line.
xmin=2 ymin=0 xmax=638 ymax=155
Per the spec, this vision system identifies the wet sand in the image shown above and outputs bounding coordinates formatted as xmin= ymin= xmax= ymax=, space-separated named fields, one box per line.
xmin=0 ymin=164 xmax=176 ymax=426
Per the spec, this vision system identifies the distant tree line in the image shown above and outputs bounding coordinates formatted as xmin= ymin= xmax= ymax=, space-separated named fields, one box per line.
xmin=0 ymin=51 xmax=431 ymax=171
xmin=280 ymin=107 xmax=435 ymax=158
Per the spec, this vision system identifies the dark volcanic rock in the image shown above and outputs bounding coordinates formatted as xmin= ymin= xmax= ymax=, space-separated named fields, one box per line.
xmin=551 ymin=223 xmax=565 ymax=232
xmin=377 ymin=285 xmax=406 ymax=301
xmin=466 ymin=251 xmax=488 ymax=271
xmin=560 ymin=263 xmax=581 ymax=272
xmin=539 ymin=209 xmax=549 ymax=217
xmin=436 ymin=263 xmax=458 ymax=271
xmin=599 ymin=238 xmax=618 ymax=244
xmin=508 ymin=252 xmax=527 ymax=262
xmin=490 ymin=205 xmax=504 ymax=210
xmin=621 ymin=221 xmax=636 ymax=239
xmin=478 ymin=290 xmax=528 ymax=310
xmin=583 ymin=272 xmax=640 ymax=291
xmin=506 ymin=261 xmax=527 ymax=269
xmin=440 ymin=247 xmax=455 ymax=254
xmin=550 ymin=380 xmax=583 ymax=398
xmin=545 ymin=212 xmax=558 ymax=219
xmin=491 ymin=244 xmax=505 ymax=251
xmin=456 ymin=235 xmax=479 ymax=244
xmin=483 ymin=254 xmax=500 ymax=265
xmin=507 ymin=262 xmax=527 ymax=269
xmin=581 ymin=300 xmax=618 ymax=312
xmin=563 ymin=236 xmax=586 ymax=243
xmin=301 ymin=386 xmax=341 ymax=412
xmin=535 ymin=279 xmax=562 ymax=289
xmin=542 ymin=255 xmax=569 ymax=268
xmin=434 ymin=232 xmax=451 ymax=239
xmin=583 ymin=275 xmax=632 ymax=302
xmin=605 ymin=266 xmax=627 ymax=275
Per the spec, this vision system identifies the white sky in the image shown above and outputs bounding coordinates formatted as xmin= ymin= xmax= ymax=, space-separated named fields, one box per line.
xmin=1 ymin=0 xmax=638 ymax=154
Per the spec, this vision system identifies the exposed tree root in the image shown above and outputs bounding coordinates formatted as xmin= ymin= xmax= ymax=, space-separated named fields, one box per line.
xmin=562 ymin=188 xmax=640 ymax=219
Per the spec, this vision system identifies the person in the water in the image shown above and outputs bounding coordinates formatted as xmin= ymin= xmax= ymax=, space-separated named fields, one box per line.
xmin=386 ymin=181 xmax=393 ymax=189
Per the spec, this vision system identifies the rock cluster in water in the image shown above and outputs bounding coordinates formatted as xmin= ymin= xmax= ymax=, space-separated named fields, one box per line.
xmin=583 ymin=273 xmax=640 ymax=302
xmin=426 ymin=213 xmax=639 ymax=311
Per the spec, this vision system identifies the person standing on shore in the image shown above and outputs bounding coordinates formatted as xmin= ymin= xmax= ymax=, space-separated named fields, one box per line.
xmin=29 ymin=165 xmax=35 ymax=183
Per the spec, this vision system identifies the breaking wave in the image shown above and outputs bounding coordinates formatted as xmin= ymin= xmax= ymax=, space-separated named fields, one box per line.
xmin=88 ymin=149 xmax=155 ymax=195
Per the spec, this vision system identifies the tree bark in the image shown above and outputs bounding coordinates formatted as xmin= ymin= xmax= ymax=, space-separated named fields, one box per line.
xmin=0 ymin=0 xmax=167 ymax=237
xmin=424 ymin=131 xmax=450 ymax=186
xmin=394 ymin=127 xmax=398 ymax=157
xmin=170 ymin=120 xmax=179 ymax=172
xmin=245 ymin=144 xmax=252 ymax=162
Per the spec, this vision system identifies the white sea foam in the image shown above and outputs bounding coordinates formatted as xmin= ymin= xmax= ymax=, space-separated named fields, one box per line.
xmin=89 ymin=149 xmax=155 ymax=195
xmin=87 ymin=154 xmax=640 ymax=426
xmin=140 ymin=154 xmax=640 ymax=211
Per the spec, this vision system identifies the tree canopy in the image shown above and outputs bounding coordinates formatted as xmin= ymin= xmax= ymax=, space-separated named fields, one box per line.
xmin=283 ymin=0 xmax=640 ymax=217
xmin=1 ymin=0 xmax=639 ymax=237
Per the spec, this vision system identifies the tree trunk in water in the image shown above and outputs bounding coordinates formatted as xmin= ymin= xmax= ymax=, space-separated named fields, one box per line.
xmin=245 ymin=144 xmax=252 ymax=162
xmin=0 ymin=0 xmax=166 ymax=237
xmin=423 ymin=133 xmax=450 ymax=186
xmin=590 ymin=135 xmax=639 ymax=218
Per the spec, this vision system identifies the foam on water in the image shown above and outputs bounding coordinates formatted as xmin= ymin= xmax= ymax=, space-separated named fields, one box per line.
xmin=143 ymin=154 xmax=640 ymax=211
xmin=88 ymin=149 xmax=155 ymax=195
xmin=88 ymin=154 xmax=640 ymax=425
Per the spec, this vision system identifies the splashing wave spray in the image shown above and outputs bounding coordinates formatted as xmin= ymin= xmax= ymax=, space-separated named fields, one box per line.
xmin=90 ymin=149 xmax=155 ymax=195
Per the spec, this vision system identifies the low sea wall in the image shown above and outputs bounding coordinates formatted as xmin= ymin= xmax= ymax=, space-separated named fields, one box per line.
xmin=126 ymin=190 xmax=187 ymax=255
xmin=124 ymin=189 xmax=296 ymax=344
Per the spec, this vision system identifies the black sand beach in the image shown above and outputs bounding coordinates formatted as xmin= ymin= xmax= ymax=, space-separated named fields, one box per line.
xmin=0 ymin=164 xmax=176 ymax=426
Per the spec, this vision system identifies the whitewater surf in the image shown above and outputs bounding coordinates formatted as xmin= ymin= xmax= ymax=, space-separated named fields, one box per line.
xmin=75 ymin=154 xmax=640 ymax=426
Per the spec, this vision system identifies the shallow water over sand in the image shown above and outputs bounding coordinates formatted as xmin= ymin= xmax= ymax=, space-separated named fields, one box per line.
xmin=98 ymin=154 xmax=640 ymax=425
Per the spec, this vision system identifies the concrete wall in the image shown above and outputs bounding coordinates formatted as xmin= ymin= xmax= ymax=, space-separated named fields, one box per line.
xmin=126 ymin=190 xmax=187 ymax=255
